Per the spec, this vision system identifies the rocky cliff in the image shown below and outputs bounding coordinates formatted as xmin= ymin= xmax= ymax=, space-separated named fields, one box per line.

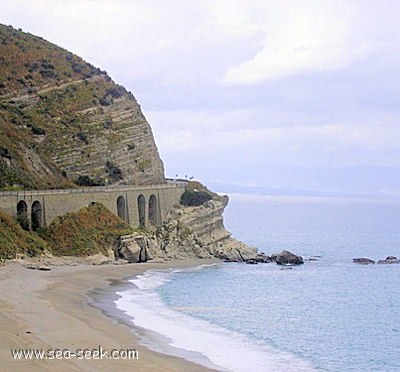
xmin=0 ymin=24 xmax=164 ymax=189
xmin=1 ymin=188 xmax=257 ymax=263
xmin=114 ymin=183 xmax=257 ymax=262
xmin=0 ymin=25 xmax=257 ymax=263
xmin=150 ymin=193 xmax=257 ymax=261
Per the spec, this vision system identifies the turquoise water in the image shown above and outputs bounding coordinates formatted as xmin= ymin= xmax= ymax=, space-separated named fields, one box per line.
xmin=115 ymin=195 xmax=400 ymax=371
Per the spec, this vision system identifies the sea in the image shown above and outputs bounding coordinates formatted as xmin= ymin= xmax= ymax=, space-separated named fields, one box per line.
xmin=108 ymin=194 xmax=400 ymax=371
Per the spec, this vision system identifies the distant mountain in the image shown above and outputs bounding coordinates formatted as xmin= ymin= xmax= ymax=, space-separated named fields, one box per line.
xmin=0 ymin=24 xmax=165 ymax=189
xmin=207 ymin=165 xmax=400 ymax=199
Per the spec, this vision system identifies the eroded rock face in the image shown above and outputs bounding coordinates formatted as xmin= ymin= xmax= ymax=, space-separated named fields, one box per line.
xmin=114 ymin=234 xmax=153 ymax=263
xmin=149 ymin=194 xmax=257 ymax=261
xmin=0 ymin=25 xmax=165 ymax=189
xmin=51 ymin=84 xmax=166 ymax=186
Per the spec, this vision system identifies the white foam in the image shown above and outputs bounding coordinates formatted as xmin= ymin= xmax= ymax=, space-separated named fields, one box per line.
xmin=115 ymin=268 xmax=315 ymax=372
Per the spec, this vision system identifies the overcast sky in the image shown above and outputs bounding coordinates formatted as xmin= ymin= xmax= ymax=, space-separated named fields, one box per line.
xmin=2 ymin=0 xmax=400 ymax=196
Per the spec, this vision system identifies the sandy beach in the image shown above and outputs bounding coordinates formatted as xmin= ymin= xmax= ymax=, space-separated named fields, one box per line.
xmin=0 ymin=259 xmax=221 ymax=371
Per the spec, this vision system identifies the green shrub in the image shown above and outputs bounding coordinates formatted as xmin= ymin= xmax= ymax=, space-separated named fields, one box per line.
xmin=75 ymin=175 xmax=104 ymax=187
xmin=180 ymin=190 xmax=212 ymax=206
xmin=29 ymin=125 xmax=46 ymax=135
xmin=105 ymin=161 xmax=122 ymax=181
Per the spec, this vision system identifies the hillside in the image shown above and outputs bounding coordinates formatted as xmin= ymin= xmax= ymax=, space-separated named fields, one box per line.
xmin=0 ymin=25 xmax=258 ymax=264
xmin=0 ymin=203 xmax=136 ymax=260
xmin=38 ymin=203 xmax=136 ymax=257
xmin=0 ymin=210 xmax=48 ymax=260
xmin=0 ymin=24 xmax=165 ymax=190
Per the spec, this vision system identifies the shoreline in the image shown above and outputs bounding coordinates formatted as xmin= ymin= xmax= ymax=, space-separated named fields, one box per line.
xmin=0 ymin=259 xmax=221 ymax=371
xmin=88 ymin=261 xmax=224 ymax=370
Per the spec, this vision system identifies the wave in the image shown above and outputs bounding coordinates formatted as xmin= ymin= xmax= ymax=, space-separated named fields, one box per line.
xmin=114 ymin=266 xmax=315 ymax=372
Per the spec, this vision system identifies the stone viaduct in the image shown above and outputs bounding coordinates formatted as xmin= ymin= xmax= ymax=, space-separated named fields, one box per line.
xmin=0 ymin=183 xmax=186 ymax=231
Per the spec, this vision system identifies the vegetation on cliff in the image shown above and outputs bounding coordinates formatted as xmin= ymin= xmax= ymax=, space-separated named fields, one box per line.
xmin=180 ymin=190 xmax=212 ymax=206
xmin=38 ymin=203 xmax=135 ymax=256
xmin=0 ymin=203 xmax=137 ymax=260
xmin=0 ymin=24 xmax=165 ymax=190
xmin=0 ymin=210 xmax=48 ymax=260
xmin=180 ymin=181 xmax=218 ymax=206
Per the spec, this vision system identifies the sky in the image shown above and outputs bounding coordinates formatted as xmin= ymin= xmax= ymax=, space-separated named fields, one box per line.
xmin=1 ymin=0 xmax=400 ymax=197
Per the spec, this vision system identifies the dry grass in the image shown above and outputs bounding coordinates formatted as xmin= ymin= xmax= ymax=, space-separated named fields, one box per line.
xmin=0 ymin=211 xmax=48 ymax=260
xmin=38 ymin=203 xmax=135 ymax=256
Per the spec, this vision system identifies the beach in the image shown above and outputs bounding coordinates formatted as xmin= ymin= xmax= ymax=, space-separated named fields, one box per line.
xmin=0 ymin=259 xmax=220 ymax=371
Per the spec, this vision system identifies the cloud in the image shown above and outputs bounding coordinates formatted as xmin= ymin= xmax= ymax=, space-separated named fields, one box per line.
xmin=147 ymin=108 xmax=400 ymax=168
xmin=0 ymin=1 xmax=216 ymax=83
xmin=2 ymin=0 xmax=396 ymax=89
xmin=219 ymin=0 xmax=372 ymax=85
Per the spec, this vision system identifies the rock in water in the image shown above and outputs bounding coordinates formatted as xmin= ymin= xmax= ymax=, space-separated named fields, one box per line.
xmin=353 ymin=258 xmax=375 ymax=265
xmin=273 ymin=250 xmax=304 ymax=265
xmin=255 ymin=253 xmax=272 ymax=263
xmin=245 ymin=258 xmax=259 ymax=264
xmin=245 ymin=253 xmax=271 ymax=264
xmin=377 ymin=256 xmax=400 ymax=264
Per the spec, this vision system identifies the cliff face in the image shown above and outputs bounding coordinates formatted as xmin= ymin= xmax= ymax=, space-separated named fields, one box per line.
xmin=147 ymin=194 xmax=257 ymax=261
xmin=0 ymin=24 xmax=164 ymax=189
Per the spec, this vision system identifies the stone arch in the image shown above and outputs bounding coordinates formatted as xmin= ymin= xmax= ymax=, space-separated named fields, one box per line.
xmin=117 ymin=195 xmax=127 ymax=222
xmin=148 ymin=194 xmax=158 ymax=226
xmin=31 ymin=200 xmax=43 ymax=231
xmin=137 ymin=194 xmax=146 ymax=228
xmin=17 ymin=200 xmax=29 ymax=230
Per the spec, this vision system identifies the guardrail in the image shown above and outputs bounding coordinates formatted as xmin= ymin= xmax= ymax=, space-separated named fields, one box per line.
xmin=0 ymin=182 xmax=187 ymax=197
